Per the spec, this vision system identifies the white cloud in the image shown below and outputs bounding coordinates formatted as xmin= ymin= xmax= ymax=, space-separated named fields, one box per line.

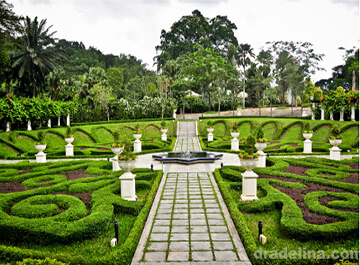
xmin=9 ymin=0 xmax=359 ymax=82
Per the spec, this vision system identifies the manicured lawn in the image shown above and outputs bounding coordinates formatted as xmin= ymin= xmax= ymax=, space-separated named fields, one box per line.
xmin=0 ymin=121 xmax=176 ymax=159
xmin=199 ymin=118 xmax=359 ymax=155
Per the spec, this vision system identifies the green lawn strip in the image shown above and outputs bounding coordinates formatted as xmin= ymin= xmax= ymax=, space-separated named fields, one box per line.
xmin=0 ymin=160 xmax=163 ymax=264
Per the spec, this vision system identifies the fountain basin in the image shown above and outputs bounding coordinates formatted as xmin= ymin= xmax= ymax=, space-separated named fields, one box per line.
xmin=153 ymin=151 xmax=223 ymax=164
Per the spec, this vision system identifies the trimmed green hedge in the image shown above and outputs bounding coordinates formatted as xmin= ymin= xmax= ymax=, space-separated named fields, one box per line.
xmin=0 ymin=160 xmax=163 ymax=264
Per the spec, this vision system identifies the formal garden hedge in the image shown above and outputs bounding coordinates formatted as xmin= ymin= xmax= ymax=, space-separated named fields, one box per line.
xmin=214 ymin=157 xmax=359 ymax=265
xmin=0 ymin=120 xmax=176 ymax=159
xmin=199 ymin=118 xmax=359 ymax=155
xmin=0 ymin=160 xmax=163 ymax=264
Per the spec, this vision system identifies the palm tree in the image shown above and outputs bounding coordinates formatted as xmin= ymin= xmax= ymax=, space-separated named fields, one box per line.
xmin=237 ymin=43 xmax=255 ymax=79
xmin=11 ymin=16 xmax=61 ymax=97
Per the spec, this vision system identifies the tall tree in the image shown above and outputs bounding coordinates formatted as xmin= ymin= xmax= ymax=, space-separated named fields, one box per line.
xmin=11 ymin=16 xmax=61 ymax=97
xmin=0 ymin=0 xmax=22 ymax=85
xmin=174 ymin=45 xmax=239 ymax=111
xmin=154 ymin=9 xmax=238 ymax=71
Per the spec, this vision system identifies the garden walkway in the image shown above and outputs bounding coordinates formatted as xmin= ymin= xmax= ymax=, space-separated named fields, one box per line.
xmin=131 ymin=121 xmax=251 ymax=265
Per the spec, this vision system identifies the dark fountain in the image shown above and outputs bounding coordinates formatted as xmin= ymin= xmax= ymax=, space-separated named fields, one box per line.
xmin=152 ymin=151 xmax=223 ymax=165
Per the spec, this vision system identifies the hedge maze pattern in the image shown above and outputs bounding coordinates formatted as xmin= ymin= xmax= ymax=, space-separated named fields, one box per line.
xmin=0 ymin=160 xmax=162 ymax=264
xmin=200 ymin=119 xmax=359 ymax=154
xmin=0 ymin=121 xmax=176 ymax=159
xmin=218 ymin=157 xmax=359 ymax=241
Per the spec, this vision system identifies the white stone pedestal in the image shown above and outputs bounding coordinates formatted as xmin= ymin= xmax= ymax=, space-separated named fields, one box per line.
xmin=351 ymin=106 xmax=355 ymax=121
xmin=257 ymin=151 xmax=266 ymax=168
xmin=35 ymin=152 xmax=47 ymax=163
xmin=27 ymin=120 xmax=32 ymax=131
xmin=6 ymin=122 xmax=10 ymax=132
xmin=330 ymin=147 xmax=341 ymax=161
xmin=231 ymin=138 xmax=239 ymax=151
xmin=240 ymin=170 xmax=259 ymax=201
xmin=119 ymin=172 xmax=137 ymax=201
xmin=112 ymin=158 xmax=120 ymax=171
xmin=160 ymin=129 xmax=168 ymax=141
xmin=134 ymin=140 xmax=141 ymax=152
xmin=65 ymin=144 xmax=74 ymax=156
xmin=208 ymin=133 xmax=213 ymax=142
xmin=173 ymin=109 xmax=177 ymax=119
xmin=237 ymin=108 xmax=242 ymax=115
xmin=303 ymin=140 xmax=312 ymax=153
xmin=340 ymin=107 xmax=344 ymax=121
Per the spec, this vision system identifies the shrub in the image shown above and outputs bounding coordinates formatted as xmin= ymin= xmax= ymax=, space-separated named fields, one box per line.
xmin=330 ymin=124 xmax=341 ymax=139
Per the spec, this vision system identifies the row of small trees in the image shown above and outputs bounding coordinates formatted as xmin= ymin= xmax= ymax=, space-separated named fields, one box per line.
xmin=320 ymin=88 xmax=359 ymax=113
xmin=0 ymin=97 xmax=75 ymax=125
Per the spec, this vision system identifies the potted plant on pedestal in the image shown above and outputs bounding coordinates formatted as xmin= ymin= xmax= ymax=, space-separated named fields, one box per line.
xmin=64 ymin=126 xmax=74 ymax=145
xmin=254 ymin=127 xmax=268 ymax=151
xmin=118 ymin=136 xmax=137 ymax=201
xmin=329 ymin=124 xmax=342 ymax=147
xmin=303 ymin=122 xmax=313 ymax=140
xmin=111 ymin=130 xmax=124 ymax=157
xmin=34 ymin=130 xmax=47 ymax=163
xmin=206 ymin=121 xmax=214 ymax=134
xmin=118 ymin=136 xmax=137 ymax=172
xmin=133 ymin=123 xmax=142 ymax=140
xmin=160 ymin=121 xmax=168 ymax=134
xmin=239 ymin=135 xmax=259 ymax=201
xmin=34 ymin=131 xmax=46 ymax=153
xmin=230 ymin=122 xmax=240 ymax=138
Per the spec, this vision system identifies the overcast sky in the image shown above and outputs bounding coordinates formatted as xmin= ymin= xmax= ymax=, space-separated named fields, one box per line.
xmin=9 ymin=0 xmax=359 ymax=83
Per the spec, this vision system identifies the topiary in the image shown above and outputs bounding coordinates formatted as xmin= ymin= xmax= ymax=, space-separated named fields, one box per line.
xmin=35 ymin=131 xmax=46 ymax=145
xmin=119 ymin=135 xmax=136 ymax=160
xmin=239 ymin=135 xmax=259 ymax=159
xmin=303 ymin=122 xmax=313 ymax=134
xmin=330 ymin=124 xmax=341 ymax=139
xmin=207 ymin=121 xmax=213 ymax=128
xmin=112 ymin=130 xmax=121 ymax=148
xmin=255 ymin=127 xmax=267 ymax=142
xmin=160 ymin=121 xmax=167 ymax=129
xmin=65 ymin=126 xmax=73 ymax=138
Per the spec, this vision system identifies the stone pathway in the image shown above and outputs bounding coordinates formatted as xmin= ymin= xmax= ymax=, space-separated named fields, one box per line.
xmin=132 ymin=121 xmax=251 ymax=265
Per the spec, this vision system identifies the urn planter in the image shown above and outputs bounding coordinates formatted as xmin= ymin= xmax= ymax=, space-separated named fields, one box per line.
xmin=65 ymin=137 xmax=74 ymax=145
xmin=231 ymin=132 xmax=240 ymax=138
xmin=329 ymin=139 xmax=342 ymax=161
xmin=255 ymin=142 xmax=267 ymax=152
xmin=34 ymin=144 xmax=47 ymax=163
xmin=303 ymin=133 xmax=313 ymax=140
xmin=255 ymin=142 xmax=267 ymax=168
xmin=160 ymin=129 xmax=168 ymax=141
xmin=65 ymin=138 xmax=75 ymax=156
xmin=207 ymin=128 xmax=214 ymax=133
xmin=111 ymin=146 xmax=124 ymax=171
xmin=207 ymin=128 xmax=214 ymax=142
xmin=133 ymin=134 xmax=142 ymax=152
xmin=329 ymin=139 xmax=342 ymax=147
